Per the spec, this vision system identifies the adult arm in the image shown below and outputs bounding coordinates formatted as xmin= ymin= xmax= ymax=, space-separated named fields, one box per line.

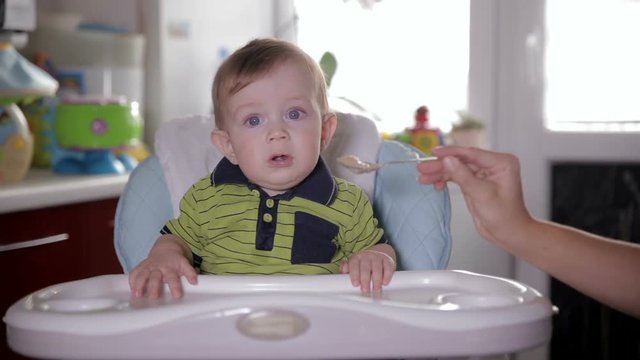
xmin=417 ymin=146 xmax=640 ymax=318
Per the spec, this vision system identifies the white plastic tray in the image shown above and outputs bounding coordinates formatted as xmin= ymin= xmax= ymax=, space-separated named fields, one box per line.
xmin=4 ymin=270 xmax=553 ymax=359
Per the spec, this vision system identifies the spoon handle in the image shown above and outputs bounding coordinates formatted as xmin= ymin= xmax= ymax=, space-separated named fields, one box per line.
xmin=384 ymin=156 xmax=438 ymax=165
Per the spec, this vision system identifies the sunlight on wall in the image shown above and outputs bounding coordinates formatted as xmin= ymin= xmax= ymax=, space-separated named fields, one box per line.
xmin=545 ymin=0 xmax=640 ymax=132
xmin=295 ymin=0 xmax=469 ymax=134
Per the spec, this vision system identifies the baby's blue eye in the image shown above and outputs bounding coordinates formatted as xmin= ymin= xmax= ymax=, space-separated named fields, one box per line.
xmin=246 ymin=116 xmax=261 ymax=127
xmin=287 ymin=109 xmax=305 ymax=120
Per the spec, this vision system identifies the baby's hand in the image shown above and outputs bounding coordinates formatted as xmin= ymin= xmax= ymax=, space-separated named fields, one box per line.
xmin=341 ymin=249 xmax=396 ymax=294
xmin=129 ymin=250 xmax=197 ymax=299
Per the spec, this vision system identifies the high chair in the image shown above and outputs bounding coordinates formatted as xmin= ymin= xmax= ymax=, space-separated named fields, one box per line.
xmin=3 ymin=113 xmax=553 ymax=360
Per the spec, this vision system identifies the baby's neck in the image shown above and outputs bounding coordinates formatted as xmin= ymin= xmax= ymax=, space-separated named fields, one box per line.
xmin=262 ymin=187 xmax=289 ymax=197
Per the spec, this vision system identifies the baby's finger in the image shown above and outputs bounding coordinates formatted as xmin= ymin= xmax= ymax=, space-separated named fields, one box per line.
xmin=349 ymin=258 xmax=361 ymax=287
xmin=371 ymin=263 xmax=384 ymax=293
xmin=359 ymin=261 xmax=372 ymax=294
xmin=180 ymin=261 xmax=199 ymax=285
xmin=340 ymin=261 xmax=349 ymax=274
xmin=382 ymin=258 xmax=395 ymax=285
xmin=146 ymin=269 xmax=164 ymax=299
xmin=129 ymin=268 xmax=148 ymax=298
xmin=165 ymin=271 xmax=184 ymax=299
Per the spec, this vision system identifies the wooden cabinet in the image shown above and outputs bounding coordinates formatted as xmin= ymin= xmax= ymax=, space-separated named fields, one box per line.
xmin=0 ymin=198 xmax=123 ymax=360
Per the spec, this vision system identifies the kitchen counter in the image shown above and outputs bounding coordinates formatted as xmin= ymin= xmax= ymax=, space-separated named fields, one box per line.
xmin=0 ymin=170 xmax=129 ymax=360
xmin=0 ymin=169 xmax=129 ymax=214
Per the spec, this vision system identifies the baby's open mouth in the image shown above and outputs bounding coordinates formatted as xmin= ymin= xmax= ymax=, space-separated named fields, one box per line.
xmin=271 ymin=155 xmax=289 ymax=162
xmin=269 ymin=154 xmax=293 ymax=167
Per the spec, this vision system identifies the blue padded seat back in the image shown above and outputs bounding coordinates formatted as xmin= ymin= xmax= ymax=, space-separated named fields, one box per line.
xmin=373 ymin=141 xmax=451 ymax=270
xmin=114 ymin=155 xmax=173 ymax=272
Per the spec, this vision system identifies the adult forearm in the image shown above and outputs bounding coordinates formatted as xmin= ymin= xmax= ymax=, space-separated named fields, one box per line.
xmin=504 ymin=219 xmax=640 ymax=318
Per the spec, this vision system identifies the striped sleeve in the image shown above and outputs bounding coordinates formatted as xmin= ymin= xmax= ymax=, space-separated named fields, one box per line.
xmin=342 ymin=183 xmax=386 ymax=254
xmin=165 ymin=182 xmax=205 ymax=257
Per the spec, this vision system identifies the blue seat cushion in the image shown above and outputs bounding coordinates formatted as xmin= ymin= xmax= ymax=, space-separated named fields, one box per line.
xmin=373 ymin=140 xmax=451 ymax=270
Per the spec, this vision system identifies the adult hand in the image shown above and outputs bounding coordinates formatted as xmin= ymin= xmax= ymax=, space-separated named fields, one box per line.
xmin=417 ymin=146 xmax=533 ymax=244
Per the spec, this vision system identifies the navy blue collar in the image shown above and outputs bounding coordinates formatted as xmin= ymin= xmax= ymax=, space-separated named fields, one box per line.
xmin=211 ymin=157 xmax=337 ymax=205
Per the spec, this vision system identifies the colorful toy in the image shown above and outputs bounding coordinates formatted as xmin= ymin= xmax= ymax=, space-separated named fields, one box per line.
xmin=0 ymin=42 xmax=58 ymax=183
xmin=0 ymin=104 xmax=34 ymax=183
xmin=53 ymin=96 xmax=143 ymax=174
xmin=383 ymin=105 xmax=444 ymax=155
xmin=21 ymin=97 xmax=59 ymax=168
xmin=407 ymin=105 xmax=444 ymax=155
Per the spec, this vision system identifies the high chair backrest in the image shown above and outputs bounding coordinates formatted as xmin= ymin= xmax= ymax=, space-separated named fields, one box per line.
xmin=114 ymin=113 xmax=451 ymax=272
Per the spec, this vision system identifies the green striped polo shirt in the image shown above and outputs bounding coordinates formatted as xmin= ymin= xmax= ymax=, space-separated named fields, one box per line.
xmin=163 ymin=157 xmax=386 ymax=275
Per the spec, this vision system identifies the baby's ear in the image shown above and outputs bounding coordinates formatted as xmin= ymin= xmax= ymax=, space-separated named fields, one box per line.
xmin=321 ymin=113 xmax=338 ymax=150
xmin=211 ymin=129 xmax=238 ymax=164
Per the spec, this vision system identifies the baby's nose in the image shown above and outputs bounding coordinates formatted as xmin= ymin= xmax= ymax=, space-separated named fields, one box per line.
xmin=268 ymin=127 xmax=289 ymax=142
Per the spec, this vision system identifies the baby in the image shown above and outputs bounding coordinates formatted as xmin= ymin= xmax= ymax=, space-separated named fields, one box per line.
xmin=129 ymin=38 xmax=396 ymax=299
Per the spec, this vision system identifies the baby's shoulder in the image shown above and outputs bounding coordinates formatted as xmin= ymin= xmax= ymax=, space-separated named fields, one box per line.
xmin=333 ymin=177 xmax=368 ymax=200
xmin=187 ymin=175 xmax=232 ymax=199
xmin=190 ymin=175 xmax=215 ymax=191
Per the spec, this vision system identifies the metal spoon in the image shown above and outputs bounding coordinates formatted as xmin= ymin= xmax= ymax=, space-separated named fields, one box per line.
xmin=337 ymin=154 xmax=437 ymax=174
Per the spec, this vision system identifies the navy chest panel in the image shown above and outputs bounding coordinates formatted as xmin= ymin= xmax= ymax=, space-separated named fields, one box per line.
xmin=254 ymin=197 xmax=339 ymax=264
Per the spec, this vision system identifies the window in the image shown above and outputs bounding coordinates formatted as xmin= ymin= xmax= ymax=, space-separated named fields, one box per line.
xmin=294 ymin=0 xmax=469 ymax=134
xmin=545 ymin=0 xmax=640 ymax=132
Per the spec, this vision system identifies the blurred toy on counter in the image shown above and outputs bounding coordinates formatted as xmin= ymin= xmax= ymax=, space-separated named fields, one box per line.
xmin=23 ymin=52 xmax=84 ymax=169
xmin=380 ymin=105 xmax=444 ymax=155
xmin=408 ymin=106 xmax=444 ymax=155
xmin=21 ymin=14 xmax=150 ymax=175
xmin=22 ymin=96 xmax=151 ymax=173
xmin=0 ymin=41 xmax=58 ymax=183
xmin=25 ymin=51 xmax=150 ymax=174
xmin=0 ymin=104 xmax=34 ymax=183
xmin=53 ymin=96 xmax=143 ymax=175
xmin=21 ymin=97 xmax=58 ymax=168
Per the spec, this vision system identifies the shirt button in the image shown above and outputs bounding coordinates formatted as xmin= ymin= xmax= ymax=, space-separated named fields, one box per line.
xmin=266 ymin=199 xmax=275 ymax=208
xmin=263 ymin=213 xmax=273 ymax=223
xmin=251 ymin=189 xmax=260 ymax=196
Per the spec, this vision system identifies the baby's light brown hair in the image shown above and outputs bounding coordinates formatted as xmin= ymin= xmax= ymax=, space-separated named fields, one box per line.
xmin=212 ymin=38 xmax=330 ymax=129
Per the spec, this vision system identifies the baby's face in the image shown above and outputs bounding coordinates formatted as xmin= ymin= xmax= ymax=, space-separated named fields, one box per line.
xmin=213 ymin=60 xmax=332 ymax=196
